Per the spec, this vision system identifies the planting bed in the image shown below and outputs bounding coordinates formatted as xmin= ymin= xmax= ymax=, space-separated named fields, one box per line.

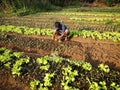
xmin=0 ymin=33 xmax=120 ymax=68
xmin=0 ymin=32 xmax=120 ymax=90
xmin=0 ymin=33 xmax=120 ymax=70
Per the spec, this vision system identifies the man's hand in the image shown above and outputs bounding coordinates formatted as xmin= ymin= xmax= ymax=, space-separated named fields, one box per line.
xmin=52 ymin=35 xmax=55 ymax=40
xmin=52 ymin=36 xmax=58 ymax=41
xmin=55 ymin=38 xmax=58 ymax=41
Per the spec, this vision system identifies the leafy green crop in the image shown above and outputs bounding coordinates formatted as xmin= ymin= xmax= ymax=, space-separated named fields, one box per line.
xmin=12 ymin=57 xmax=30 ymax=76
xmin=36 ymin=56 xmax=49 ymax=65
xmin=36 ymin=56 xmax=50 ymax=71
xmin=44 ymin=72 xmax=55 ymax=87
xmin=0 ymin=48 xmax=13 ymax=68
xmin=30 ymin=79 xmax=40 ymax=90
xmin=62 ymin=65 xmax=79 ymax=90
xmin=81 ymin=62 xmax=92 ymax=71
xmin=89 ymin=81 xmax=107 ymax=90
xmin=0 ymin=48 xmax=25 ymax=68
xmin=89 ymin=82 xmax=100 ymax=90
xmin=50 ymin=51 xmax=63 ymax=63
xmin=98 ymin=64 xmax=110 ymax=73
xmin=0 ymin=33 xmax=7 ymax=38
xmin=111 ymin=82 xmax=120 ymax=90
xmin=38 ymin=83 xmax=48 ymax=90
xmin=0 ymin=25 xmax=120 ymax=42
xmin=30 ymin=73 xmax=55 ymax=90
xmin=13 ymin=52 xmax=24 ymax=58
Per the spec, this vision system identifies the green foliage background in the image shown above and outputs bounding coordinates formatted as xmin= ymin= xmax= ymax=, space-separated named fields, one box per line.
xmin=0 ymin=0 xmax=119 ymax=16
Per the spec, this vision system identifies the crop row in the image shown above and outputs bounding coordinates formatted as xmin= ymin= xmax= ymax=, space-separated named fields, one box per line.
xmin=0 ymin=25 xmax=120 ymax=42
xmin=33 ymin=12 xmax=120 ymax=17
xmin=0 ymin=47 xmax=120 ymax=90
xmin=70 ymin=17 xmax=120 ymax=25
xmin=1 ymin=17 xmax=119 ymax=27
xmin=1 ymin=15 xmax=119 ymax=23
xmin=0 ymin=11 xmax=120 ymax=32
xmin=1 ymin=19 xmax=117 ymax=31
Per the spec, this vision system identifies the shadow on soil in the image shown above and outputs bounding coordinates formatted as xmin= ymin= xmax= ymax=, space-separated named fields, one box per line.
xmin=85 ymin=52 xmax=119 ymax=71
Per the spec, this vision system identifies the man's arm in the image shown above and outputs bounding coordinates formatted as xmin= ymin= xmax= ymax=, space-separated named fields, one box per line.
xmin=55 ymin=33 xmax=64 ymax=41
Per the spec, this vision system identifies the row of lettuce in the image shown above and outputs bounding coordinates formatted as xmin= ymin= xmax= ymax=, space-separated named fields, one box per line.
xmin=0 ymin=16 xmax=119 ymax=32
xmin=38 ymin=12 xmax=120 ymax=17
xmin=2 ymin=14 xmax=120 ymax=25
xmin=0 ymin=25 xmax=120 ymax=42
xmin=0 ymin=47 xmax=120 ymax=90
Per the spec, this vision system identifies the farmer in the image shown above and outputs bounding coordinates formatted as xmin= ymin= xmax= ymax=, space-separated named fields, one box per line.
xmin=52 ymin=22 xmax=69 ymax=41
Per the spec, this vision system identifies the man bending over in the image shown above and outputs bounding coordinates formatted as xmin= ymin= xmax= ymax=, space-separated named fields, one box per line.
xmin=52 ymin=22 xmax=69 ymax=41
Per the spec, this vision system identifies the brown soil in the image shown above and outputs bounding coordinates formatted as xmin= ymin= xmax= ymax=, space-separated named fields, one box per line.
xmin=0 ymin=33 xmax=120 ymax=90
xmin=0 ymin=33 xmax=120 ymax=70
xmin=0 ymin=68 xmax=30 ymax=90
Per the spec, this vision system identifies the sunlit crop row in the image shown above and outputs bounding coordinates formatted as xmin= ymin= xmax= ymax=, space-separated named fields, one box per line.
xmin=0 ymin=25 xmax=120 ymax=42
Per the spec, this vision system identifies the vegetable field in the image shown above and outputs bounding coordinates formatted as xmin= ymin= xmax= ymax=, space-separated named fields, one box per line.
xmin=1 ymin=11 xmax=120 ymax=32
xmin=0 ymin=7 xmax=120 ymax=90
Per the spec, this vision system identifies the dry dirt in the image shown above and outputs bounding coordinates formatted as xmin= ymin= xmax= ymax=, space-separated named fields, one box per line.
xmin=0 ymin=68 xmax=30 ymax=90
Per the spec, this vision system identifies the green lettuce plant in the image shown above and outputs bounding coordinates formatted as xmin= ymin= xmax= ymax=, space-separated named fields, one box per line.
xmin=61 ymin=65 xmax=79 ymax=90
xmin=98 ymin=63 xmax=110 ymax=73
xmin=36 ymin=56 xmax=50 ymax=71
xmin=81 ymin=62 xmax=92 ymax=71
xmin=30 ymin=79 xmax=40 ymax=90
xmin=12 ymin=57 xmax=30 ymax=76
xmin=89 ymin=81 xmax=107 ymax=90
xmin=111 ymin=82 xmax=120 ymax=90
xmin=44 ymin=72 xmax=55 ymax=87
xmin=13 ymin=52 xmax=24 ymax=58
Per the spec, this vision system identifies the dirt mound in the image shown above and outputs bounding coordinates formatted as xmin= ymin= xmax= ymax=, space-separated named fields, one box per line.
xmin=0 ymin=33 xmax=120 ymax=70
